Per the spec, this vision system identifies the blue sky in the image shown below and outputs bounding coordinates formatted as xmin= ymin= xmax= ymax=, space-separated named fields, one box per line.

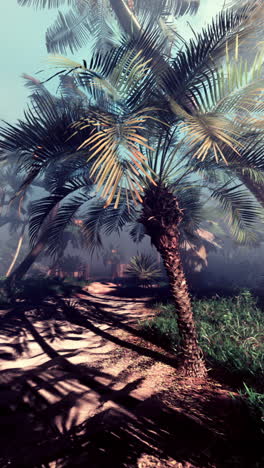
xmin=0 ymin=0 xmax=225 ymax=123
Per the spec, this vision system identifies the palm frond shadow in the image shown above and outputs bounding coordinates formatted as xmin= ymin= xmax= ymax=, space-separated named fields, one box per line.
xmin=0 ymin=296 xmax=262 ymax=467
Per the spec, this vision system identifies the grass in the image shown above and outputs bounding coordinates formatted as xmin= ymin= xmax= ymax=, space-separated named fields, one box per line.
xmin=142 ymin=290 xmax=264 ymax=385
xmin=142 ymin=290 xmax=264 ymax=438
xmin=237 ymin=383 xmax=264 ymax=439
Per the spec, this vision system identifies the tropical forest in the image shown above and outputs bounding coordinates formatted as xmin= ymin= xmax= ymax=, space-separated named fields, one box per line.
xmin=0 ymin=0 xmax=263 ymax=466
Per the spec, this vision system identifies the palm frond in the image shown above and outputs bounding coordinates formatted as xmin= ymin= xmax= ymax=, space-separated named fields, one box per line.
xmin=163 ymin=6 xmax=263 ymax=112
xmin=17 ymin=0 xmax=72 ymax=7
xmin=81 ymin=191 xmax=136 ymax=252
xmin=0 ymin=93 xmax=90 ymax=194
xmin=29 ymin=175 xmax=94 ymax=251
xmin=70 ymin=108 xmax=160 ymax=206
xmin=211 ymin=182 xmax=262 ymax=243
xmin=46 ymin=7 xmax=92 ymax=54
xmin=129 ymin=221 xmax=146 ymax=243
xmin=133 ymin=0 xmax=200 ymax=18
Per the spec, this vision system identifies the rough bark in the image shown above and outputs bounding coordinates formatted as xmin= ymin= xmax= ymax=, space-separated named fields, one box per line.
xmin=141 ymin=185 xmax=207 ymax=377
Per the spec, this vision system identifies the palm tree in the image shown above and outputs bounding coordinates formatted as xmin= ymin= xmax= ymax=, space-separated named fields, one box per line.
xmin=4 ymin=120 xmax=261 ymax=378
xmin=17 ymin=0 xmax=201 ymax=54
xmin=0 ymin=83 xmax=93 ymax=284
xmin=125 ymin=253 xmax=162 ymax=287
xmin=0 ymin=166 xmax=32 ymax=277
xmin=2 ymin=4 xmax=264 ymax=376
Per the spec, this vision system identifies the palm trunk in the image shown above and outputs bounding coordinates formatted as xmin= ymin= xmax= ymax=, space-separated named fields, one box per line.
xmin=141 ymin=185 xmax=207 ymax=378
xmin=6 ymin=225 xmax=26 ymax=277
xmin=109 ymin=0 xmax=169 ymax=71
xmin=109 ymin=0 xmax=141 ymax=36
xmin=7 ymin=230 xmax=49 ymax=285
xmin=6 ymin=205 xmax=60 ymax=286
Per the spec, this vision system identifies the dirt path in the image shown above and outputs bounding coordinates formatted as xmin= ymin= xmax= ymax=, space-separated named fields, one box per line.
xmin=0 ymin=284 xmax=261 ymax=467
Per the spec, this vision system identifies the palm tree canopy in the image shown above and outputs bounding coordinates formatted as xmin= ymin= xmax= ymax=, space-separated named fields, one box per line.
xmin=17 ymin=0 xmax=201 ymax=54
xmin=1 ymin=2 xmax=264 ymax=256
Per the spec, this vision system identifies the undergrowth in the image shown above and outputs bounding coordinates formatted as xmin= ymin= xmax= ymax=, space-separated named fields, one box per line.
xmin=142 ymin=290 xmax=264 ymax=385
xmin=0 ymin=276 xmax=90 ymax=305
xmin=142 ymin=290 xmax=264 ymax=438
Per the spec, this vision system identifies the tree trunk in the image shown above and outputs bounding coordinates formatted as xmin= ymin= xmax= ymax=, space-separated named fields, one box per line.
xmin=109 ymin=0 xmax=141 ymax=36
xmin=109 ymin=0 xmax=169 ymax=72
xmin=6 ymin=225 xmax=26 ymax=277
xmin=6 ymin=230 xmax=50 ymax=285
xmin=141 ymin=185 xmax=207 ymax=378
xmin=6 ymin=204 xmax=60 ymax=286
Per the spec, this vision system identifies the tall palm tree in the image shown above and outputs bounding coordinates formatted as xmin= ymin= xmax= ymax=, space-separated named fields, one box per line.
xmin=2 ymin=5 xmax=264 ymax=376
xmin=13 ymin=128 xmax=261 ymax=377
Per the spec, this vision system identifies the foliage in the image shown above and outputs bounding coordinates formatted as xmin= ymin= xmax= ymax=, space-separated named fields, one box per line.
xmin=237 ymin=383 xmax=264 ymax=438
xmin=0 ymin=276 xmax=84 ymax=306
xmin=17 ymin=0 xmax=200 ymax=54
xmin=141 ymin=290 xmax=264 ymax=385
xmin=56 ymin=254 xmax=85 ymax=273
xmin=125 ymin=253 xmax=162 ymax=287
xmin=2 ymin=4 xmax=264 ymax=257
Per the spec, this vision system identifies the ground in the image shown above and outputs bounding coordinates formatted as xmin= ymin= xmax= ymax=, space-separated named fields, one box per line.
xmin=0 ymin=283 xmax=262 ymax=467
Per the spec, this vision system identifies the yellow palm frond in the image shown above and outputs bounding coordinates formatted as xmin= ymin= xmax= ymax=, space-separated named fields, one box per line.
xmin=180 ymin=112 xmax=242 ymax=164
xmin=47 ymin=55 xmax=84 ymax=70
xmin=71 ymin=109 xmax=159 ymax=206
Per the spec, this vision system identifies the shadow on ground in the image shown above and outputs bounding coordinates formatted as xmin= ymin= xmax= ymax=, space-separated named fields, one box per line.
xmin=0 ymin=286 xmax=263 ymax=467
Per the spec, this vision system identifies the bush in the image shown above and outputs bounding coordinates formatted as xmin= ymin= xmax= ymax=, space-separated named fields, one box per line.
xmin=0 ymin=276 xmax=89 ymax=306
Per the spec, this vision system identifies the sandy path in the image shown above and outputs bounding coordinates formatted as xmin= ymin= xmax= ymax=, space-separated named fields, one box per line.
xmin=0 ymin=285 xmax=180 ymax=466
xmin=0 ymin=284 xmax=260 ymax=468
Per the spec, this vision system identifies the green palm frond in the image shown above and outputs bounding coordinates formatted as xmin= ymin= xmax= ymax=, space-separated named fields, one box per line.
xmin=211 ymin=182 xmax=262 ymax=243
xmin=167 ymin=46 xmax=264 ymax=164
xmin=47 ymin=29 xmax=165 ymax=109
xmin=81 ymin=196 xmax=135 ymax=252
xmin=0 ymin=93 xmax=90 ymax=195
xmin=129 ymin=221 xmax=146 ymax=243
xmin=45 ymin=1 xmax=121 ymax=55
xmin=46 ymin=7 xmax=92 ymax=54
xmin=187 ymin=53 xmax=264 ymax=115
xmin=163 ymin=6 xmax=263 ymax=111
xmin=29 ymin=174 xmax=94 ymax=246
xmin=43 ymin=193 xmax=92 ymax=257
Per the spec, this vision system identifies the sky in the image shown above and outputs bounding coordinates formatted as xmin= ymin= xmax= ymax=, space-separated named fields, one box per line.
xmin=0 ymin=0 xmax=225 ymax=123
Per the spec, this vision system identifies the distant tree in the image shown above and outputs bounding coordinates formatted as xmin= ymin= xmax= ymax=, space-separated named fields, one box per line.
xmin=102 ymin=243 xmax=123 ymax=279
